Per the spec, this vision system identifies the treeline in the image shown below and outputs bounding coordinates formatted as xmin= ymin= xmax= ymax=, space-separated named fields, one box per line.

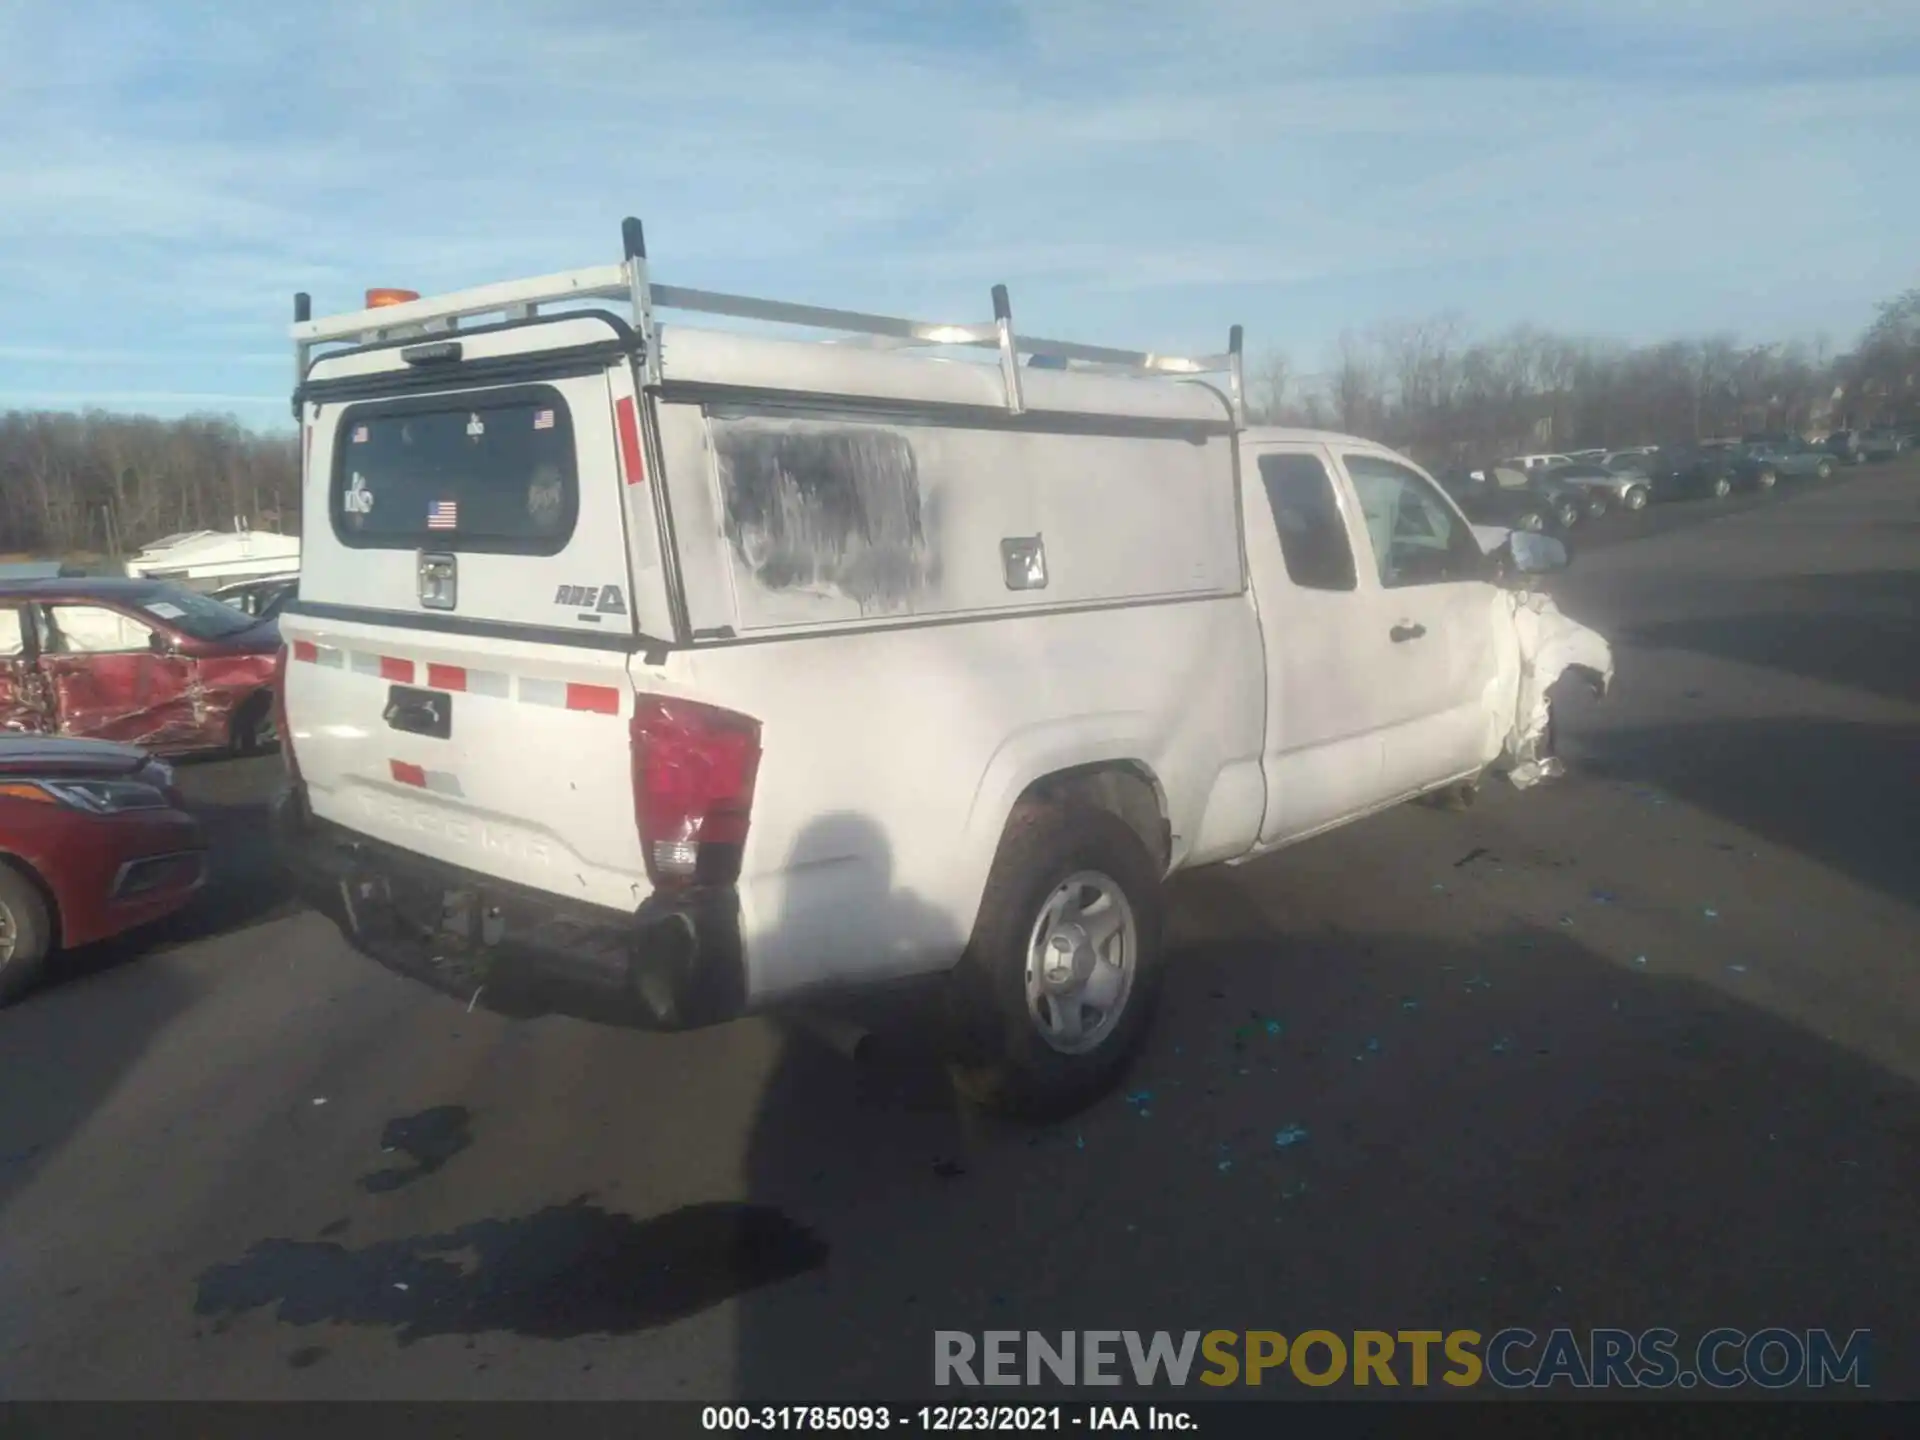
xmin=0 ymin=410 xmax=299 ymax=558
xmin=1 ymin=289 xmax=1914 ymax=557
xmin=1249 ymin=287 xmax=1920 ymax=467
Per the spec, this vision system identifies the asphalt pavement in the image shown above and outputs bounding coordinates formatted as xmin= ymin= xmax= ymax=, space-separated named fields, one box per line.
xmin=2 ymin=461 xmax=1916 ymax=1400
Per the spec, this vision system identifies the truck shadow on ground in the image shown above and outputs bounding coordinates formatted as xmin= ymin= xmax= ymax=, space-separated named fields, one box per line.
xmin=171 ymin=811 xmax=1915 ymax=1396
xmin=725 ymin=903 xmax=1919 ymax=1398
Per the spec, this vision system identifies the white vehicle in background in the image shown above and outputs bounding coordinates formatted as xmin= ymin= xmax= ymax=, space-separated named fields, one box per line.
xmin=273 ymin=217 xmax=1613 ymax=1116
xmin=125 ymin=523 xmax=301 ymax=589
xmin=1507 ymin=452 xmax=1575 ymax=472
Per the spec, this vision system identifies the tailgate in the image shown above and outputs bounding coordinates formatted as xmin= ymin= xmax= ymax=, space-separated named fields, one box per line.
xmin=285 ymin=335 xmax=657 ymax=911
xmin=281 ymin=620 xmax=645 ymax=911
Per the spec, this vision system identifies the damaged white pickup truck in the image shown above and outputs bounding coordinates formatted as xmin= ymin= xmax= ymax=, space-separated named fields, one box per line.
xmin=273 ymin=217 xmax=1613 ymax=1117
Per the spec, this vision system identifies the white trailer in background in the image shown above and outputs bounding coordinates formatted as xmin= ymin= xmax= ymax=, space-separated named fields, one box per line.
xmin=124 ymin=524 xmax=300 ymax=590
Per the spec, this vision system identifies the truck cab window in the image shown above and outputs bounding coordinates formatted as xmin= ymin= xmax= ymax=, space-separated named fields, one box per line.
xmin=1343 ymin=454 xmax=1488 ymax=589
xmin=1257 ymin=453 xmax=1357 ymax=592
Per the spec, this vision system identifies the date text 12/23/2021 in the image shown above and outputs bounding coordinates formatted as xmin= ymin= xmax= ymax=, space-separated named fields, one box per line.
xmin=702 ymin=1408 xmax=1189 ymax=1432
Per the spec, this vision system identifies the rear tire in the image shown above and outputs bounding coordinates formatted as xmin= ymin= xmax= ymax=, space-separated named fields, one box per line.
xmin=946 ymin=802 xmax=1165 ymax=1120
xmin=1816 ymin=461 xmax=1833 ymax=480
xmin=1623 ymin=485 xmax=1650 ymax=511
xmin=0 ymin=863 xmax=53 ymax=1007
xmin=1755 ymin=468 xmax=1777 ymax=491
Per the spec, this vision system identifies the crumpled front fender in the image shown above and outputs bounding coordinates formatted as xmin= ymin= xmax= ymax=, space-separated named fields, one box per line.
xmin=1484 ymin=588 xmax=1615 ymax=787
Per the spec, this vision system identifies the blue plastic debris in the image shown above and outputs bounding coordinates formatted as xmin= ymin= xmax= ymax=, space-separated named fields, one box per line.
xmin=1633 ymin=955 xmax=1648 ymax=966
xmin=1264 ymin=1019 xmax=1282 ymax=1036
xmin=1124 ymin=1090 xmax=1154 ymax=1108
xmin=1401 ymin=998 xmax=1420 ymax=1012
xmin=1365 ymin=1037 xmax=1381 ymax=1053
xmin=1491 ymin=1036 xmax=1514 ymax=1054
xmin=1075 ymin=1133 xmax=1085 ymax=1151
xmin=1218 ymin=1161 xmax=1233 ymax=1173
xmin=1274 ymin=1124 xmax=1310 ymax=1148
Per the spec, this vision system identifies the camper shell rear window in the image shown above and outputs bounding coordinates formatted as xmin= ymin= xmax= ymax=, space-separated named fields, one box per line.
xmin=330 ymin=384 xmax=578 ymax=555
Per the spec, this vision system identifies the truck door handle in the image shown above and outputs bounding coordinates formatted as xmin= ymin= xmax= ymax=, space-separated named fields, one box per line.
xmin=1390 ymin=623 xmax=1427 ymax=643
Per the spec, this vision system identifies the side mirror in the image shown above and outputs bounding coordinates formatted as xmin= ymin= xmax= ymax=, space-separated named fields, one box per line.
xmin=1508 ymin=530 xmax=1570 ymax=575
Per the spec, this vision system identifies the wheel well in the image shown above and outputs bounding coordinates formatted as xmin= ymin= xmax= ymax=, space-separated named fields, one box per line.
xmin=231 ymin=687 xmax=273 ymax=733
xmin=0 ymin=851 xmax=63 ymax=950
xmin=1013 ymin=763 xmax=1170 ymax=873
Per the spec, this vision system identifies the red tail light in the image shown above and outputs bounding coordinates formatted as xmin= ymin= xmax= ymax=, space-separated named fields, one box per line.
xmin=630 ymin=696 xmax=762 ymax=889
xmin=273 ymin=643 xmax=301 ymax=784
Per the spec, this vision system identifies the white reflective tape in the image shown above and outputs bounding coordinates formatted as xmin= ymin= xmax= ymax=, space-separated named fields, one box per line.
xmin=518 ymin=677 xmax=567 ymax=707
xmin=349 ymin=651 xmax=382 ymax=677
xmin=467 ymin=670 xmax=511 ymax=699
xmin=423 ymin=770 xmax=464 ymax=798
xmin=314 ymin=646 xmax=345 ymax=668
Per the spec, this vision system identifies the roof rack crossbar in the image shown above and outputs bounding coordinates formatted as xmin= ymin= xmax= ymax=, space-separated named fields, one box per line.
xmin=293 ymin=216 xmax=1247 ymax=423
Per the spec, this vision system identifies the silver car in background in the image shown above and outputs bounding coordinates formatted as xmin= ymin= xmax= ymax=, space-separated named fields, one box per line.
xmin=1540 ymin=459 xmax=1653 ymax=514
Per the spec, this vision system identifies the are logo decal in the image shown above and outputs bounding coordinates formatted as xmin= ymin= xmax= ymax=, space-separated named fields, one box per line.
xmin=554 ymin=583 xmax=627 ymax=615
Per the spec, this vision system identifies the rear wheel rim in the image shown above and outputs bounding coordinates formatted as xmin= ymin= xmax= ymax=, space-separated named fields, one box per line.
xmin=1627 ymin=488 xmax=1647 ymax=510
xmin=0 ymin=902 xmax=16 ymax=965
xmin=1024 ymin=871 xmax=1138 ymax=1056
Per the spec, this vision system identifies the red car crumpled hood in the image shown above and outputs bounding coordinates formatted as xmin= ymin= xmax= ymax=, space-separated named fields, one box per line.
xmin=0 ymin=735 xmax=153 ymax=779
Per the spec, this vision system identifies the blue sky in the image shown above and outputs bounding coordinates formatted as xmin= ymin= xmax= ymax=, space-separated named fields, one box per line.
xmin=3 ymin=0 xmax=1917 ymax=429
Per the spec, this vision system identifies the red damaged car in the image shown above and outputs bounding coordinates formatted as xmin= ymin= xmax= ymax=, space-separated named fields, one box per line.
xmin=1 ymin=735 xmax=207 ymax=1004
xmin=1 ymin=577 xmax=280 ymax=754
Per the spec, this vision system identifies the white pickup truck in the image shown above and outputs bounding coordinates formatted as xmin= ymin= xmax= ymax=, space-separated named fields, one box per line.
xmin=273 ymin=218 xmax=1612 ymax=1116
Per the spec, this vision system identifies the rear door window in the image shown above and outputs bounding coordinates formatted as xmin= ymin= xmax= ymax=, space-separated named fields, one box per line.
xmin=42 ymin=604 xmax=156 ymax=654
xmin=331 ymin=384 xmax=579 ymax=555
xmin=1 ymin=605 xmax=30 ymax=658
xmin=1256 ymin=453 xmax=1357 ymax=592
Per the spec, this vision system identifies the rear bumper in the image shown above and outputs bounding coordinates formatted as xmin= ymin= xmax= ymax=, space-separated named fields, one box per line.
xmin=271 ymin=784 xmax=746 ymax=1030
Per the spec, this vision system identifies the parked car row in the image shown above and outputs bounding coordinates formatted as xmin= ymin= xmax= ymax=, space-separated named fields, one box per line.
xmin=1439 ymin=431 xmax=1881 ymax=538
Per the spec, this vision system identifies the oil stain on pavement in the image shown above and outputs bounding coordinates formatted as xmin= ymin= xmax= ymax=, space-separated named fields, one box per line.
xmin=193 ymin=1198 xmax=828 ymax=1344
xmin=359 ymin=1106 xmax=474 ymax=1194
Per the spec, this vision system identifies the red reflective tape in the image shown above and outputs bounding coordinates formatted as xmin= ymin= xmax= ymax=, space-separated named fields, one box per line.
xmin=292 ymin=640 xmax=318 ymax=663
xmin=615 ymin=395 xmax=646 ymax=486
xmin=426 ymin=663 xmax=467 ymax=692
xmin=565 ymin=683 xmax=621 ymax=715
xmin=390 ymin=761 xmax=426 ymax=788
xmin=379 ymin=655 xmax=415 ymax=683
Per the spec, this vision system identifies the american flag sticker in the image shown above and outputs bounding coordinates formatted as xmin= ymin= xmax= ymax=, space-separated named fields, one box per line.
xmin=352 ymin=425 xmax=369 ymax=443
xmin=533 ymin=409 xmax=555 ymax=430
xmin=426 ymin=499 xmax=459 ymax=530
